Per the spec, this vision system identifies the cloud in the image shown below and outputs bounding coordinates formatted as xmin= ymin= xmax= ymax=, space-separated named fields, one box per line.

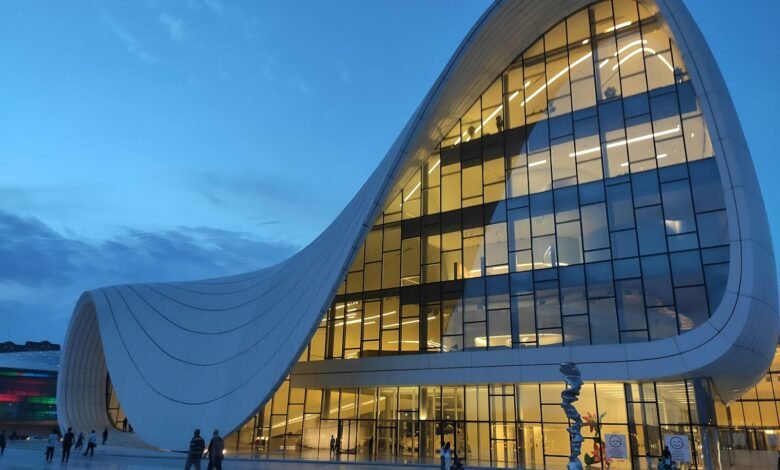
xmin=201 ymin=0 xmax=224 ymax=15
xmin=101 ymin=12 xmax=156 ymax=64
xmin=186 ymin=0 xmax=224 ymax=15
xmin=0 ymin=210 xmax=299 ymax=343
xmin=289 ymin=76 xmax=313 ymax=95
xmin=200 ymin=171 xmax=319 ymax=210
xmin=159 ymin=13 xmax=186 ymax=43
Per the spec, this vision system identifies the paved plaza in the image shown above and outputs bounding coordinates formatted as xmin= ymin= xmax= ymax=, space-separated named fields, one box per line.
xmin=0 ymin=447 xmax=431 ymax=470
xmin=0 ymin=442 xmax=774 ymax=469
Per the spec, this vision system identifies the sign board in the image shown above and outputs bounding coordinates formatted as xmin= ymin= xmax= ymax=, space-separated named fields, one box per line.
xmin=604 ymin=433 xmax=627 ymax=459
xmin=664 ymin=434 xmax=691 ymax=463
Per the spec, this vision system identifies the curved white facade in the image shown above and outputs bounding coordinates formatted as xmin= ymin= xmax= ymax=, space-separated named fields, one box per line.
xmin=58 ymin=0 xmax=778 ymax=452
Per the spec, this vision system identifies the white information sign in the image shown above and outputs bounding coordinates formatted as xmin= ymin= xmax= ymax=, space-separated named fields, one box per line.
xmin=664 ymin=434 xmax=691 ymax=463
xmin=604 ymin=433 xmax=627 ymax=459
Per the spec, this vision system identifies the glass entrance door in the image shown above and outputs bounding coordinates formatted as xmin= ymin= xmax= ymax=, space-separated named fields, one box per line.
xmin=337 ymin=419 xmax=359 ymax=455
xmin=398 ymin=411 xmax=419 ymax=459
xmin=517 ymin=423 xmax=544 ymax=468
xmin=376 ymin=423 xmax=396 ymax=461
xmin=439 ymin=421 xmax=466 ymax=462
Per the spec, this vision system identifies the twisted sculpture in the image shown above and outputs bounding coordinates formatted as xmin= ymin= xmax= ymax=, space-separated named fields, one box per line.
xmin=560 ymin=362 xmax=584 ymax=470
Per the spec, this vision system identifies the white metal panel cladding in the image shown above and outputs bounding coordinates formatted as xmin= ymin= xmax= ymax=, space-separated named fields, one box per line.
xmin=57 ymin=0 xmax=778 ymax=450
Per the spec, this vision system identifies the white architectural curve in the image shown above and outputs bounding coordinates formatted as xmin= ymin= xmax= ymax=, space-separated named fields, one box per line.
xmin=57 ymin=0 xmax=778 ymax=451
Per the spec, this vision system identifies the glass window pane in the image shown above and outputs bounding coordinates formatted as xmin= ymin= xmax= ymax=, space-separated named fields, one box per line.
xmin=641 ymin=255 xmax=674 ymax=306
xmin=676 ymin=285 xmax=708 ymax=332
xmin=535 ymin=281 xmax=561 ymax=329
xmin=661 ymin=180 xmax=696 ymax=235
xmin=382 ymin=251 xmax=400 ymax=289
xmin=635 ymin=205 xmax=667 ymax=255
xmin=488 ymin=309 xmax=512 ymax=348
xmin=509 ymin=207 xmax=531 ymax=251
xmin=560 ymin=265 xmax=587 ymax=315
xmin=530 ymin=192 xmax=555 ymax=236
xmin=532 ymin=235 xmax=557 ymax=269
xmin=589 ymin=297 xmax=619 ymax=344
xmin=513 ymin=295 xmax=536 ymax=344
xmin=616 ymin=278 xmax=647 ymax=331
xmin=485 ymin=222 xmax=509 ymax=269
xmin=564 ymin=315 xmax=590 ymax=346
xmin=606 ymin=183 xmax=635 ymax=231
xmin=581 ymin=203 xmax=610 ymax=251
xmin=670 ymin=250 xmax=703 ymax=287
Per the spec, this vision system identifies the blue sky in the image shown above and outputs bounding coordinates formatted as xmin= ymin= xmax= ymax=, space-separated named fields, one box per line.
xmin=0 ymin=0 xmax=777 ymax=344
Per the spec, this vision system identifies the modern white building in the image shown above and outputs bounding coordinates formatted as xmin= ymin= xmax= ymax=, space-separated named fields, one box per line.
xmin=57 ymin=0 xmax=778 ymax=468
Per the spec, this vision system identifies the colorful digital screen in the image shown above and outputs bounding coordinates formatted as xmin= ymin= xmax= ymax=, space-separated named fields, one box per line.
xmin=0 ymin=369 xmax=57 ymax=422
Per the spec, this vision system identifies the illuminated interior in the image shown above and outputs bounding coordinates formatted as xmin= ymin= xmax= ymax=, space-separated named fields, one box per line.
xmin=99 ymin=0 xmax=765 ymax=467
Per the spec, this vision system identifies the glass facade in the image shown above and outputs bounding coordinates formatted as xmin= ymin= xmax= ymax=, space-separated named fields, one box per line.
xmin=306 ymin=0 xmax=727 ymax=358
xmin=101 ymin=0 xmax=760 ymax=468
xmin=237 ymin=378 xmax=709 ymax=469
xmin=716 ymin=349 xmax=780 ymax=454
xmin=106 ymin=346 xmax=780 ymax=468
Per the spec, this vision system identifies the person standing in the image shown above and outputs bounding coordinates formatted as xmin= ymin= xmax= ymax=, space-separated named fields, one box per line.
xmin=444 ymin=442 xmax=452 ymax=470
xmin=184 ymin=429 xmax=206 ymax=470
xmin=45 ymin=428 xmax=58 ymax=463
xmin=61 ymin=427 xmax=75 ymax=463
xmin=206 ymin=429 xmax=224 ymax=470
xmin=0 ymin=429 xmax=6 ymax=456
xmin=84 ymin=430 xmax=97 ymax=457
xmin=329 ymin=435 xmax=336 ymax=460
xmin=439 ymin=442 xmax=446 ymax=470
xmin=122 ymin=417 xmax=128 ymax=432
xmin=75 ymin=432 xmax=84 ymax=450
xmin=102 ymin=427 xmax=109 ymax=445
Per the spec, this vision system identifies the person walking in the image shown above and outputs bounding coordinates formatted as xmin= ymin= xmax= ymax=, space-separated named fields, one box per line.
xmin=184 ymin=428 xmax=206 ymax=470
xmin=45 ymin=428 xmax=58 ymax=463
xmin=329 ymin=435 xmax=336 ymax=460
xmin=61 ymin=427 xmax=75 ymax=463
xmin=102 ymin=427 xmax=109 ymax=445
xmin=444 ymin=442 xmax=452 ymax=470
xmin=0 ymin=429 xmax=6 ymax=456
xmin=662 ymin=445 xmax=673 ymax=469
xmin=83 ymin=430 xmax=97 ymax=457
xmin=75 ymin=432 xmax=84 ymax=450
xmin=206 ymin=429 xmax=224 ymax=470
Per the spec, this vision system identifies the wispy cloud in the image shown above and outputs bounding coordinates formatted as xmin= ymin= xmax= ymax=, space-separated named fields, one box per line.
xmin=201 ymin=0 xmax=224 ymax=15
xmin=101 ymin=12 xmax=156 ymax=64
xmin=0 ymin=210 xmax=299 ymax=343
xmin=186 ymin=0 xmax=224 ymax=15
xmin=289 ymin=76 xmax=313 ymax=95
xmin=159 ymin=13 xmax=186 ymax=43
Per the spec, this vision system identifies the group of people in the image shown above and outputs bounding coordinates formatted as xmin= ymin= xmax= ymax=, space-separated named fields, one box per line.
xmin=43 ymin=427 xmax=101 ymax=463
xmin=184 ymin=428 xmax=225 ymax=470
xmin=439 ymin=442 xmax=464 ymax=470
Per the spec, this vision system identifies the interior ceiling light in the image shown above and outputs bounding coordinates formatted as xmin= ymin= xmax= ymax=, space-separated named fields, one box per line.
xmin=606 ymin=21 xmax=632 ymax=32
xmin=569 ymin=125 xmax=681 ymax=158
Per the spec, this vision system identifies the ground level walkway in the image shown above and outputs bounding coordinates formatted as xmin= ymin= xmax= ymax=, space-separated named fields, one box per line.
xmin=0 ymin=441 xmax=774 ymax=469
xmin=0 ymin=446 xmax=431 ymax=470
